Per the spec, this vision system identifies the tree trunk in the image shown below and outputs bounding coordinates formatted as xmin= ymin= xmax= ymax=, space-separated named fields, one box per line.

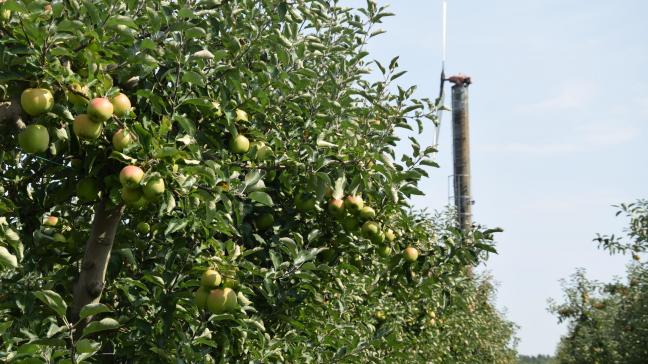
xmin=71 ymin=198 xmax=124 ymax=324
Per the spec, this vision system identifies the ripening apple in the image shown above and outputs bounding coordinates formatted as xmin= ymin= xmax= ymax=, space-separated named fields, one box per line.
xmin=76 ymin=177 xmax=99 ymax=202
xmin=295 ymin=192 xmax=317 ymax=212
xmin=206 ymin=287 xmax=238 ymax=314
xmin=143 ymin=177 xmax=165 ymax=200
xmin=43 ymin=216 xmax=58 ymax=227
xmin=229 ymin=134 xmax=250 ymax=154
xmin=121 ymin=187 xmax=143 ymax=204
xmin=87 ymin=97 xmax=113 ymax=122
xmin=67 ymin=83 xmax=89 ymax=107
xmin=235 ymin=108 xmax=248 ymax=122
xmin=201 ymin=269 xmax=222 ymax=289
xmin=21 ymin=88 xmax=54 ymax=116
xmin=73 ymin=114 xmax=103 ymax=140
xmin=254 ymin=212 xmax=274 ymax=230
xmin=361 ymin=221 xmax=380 ymax=237
xmin=18 ymin=124 xmax=49 ymax=153
xmin=328 ymin=198 xmax=345 ymax=217
xmin=403 ymin=246 xmax=419 ymax=262
xmin=136 ymin=221 xmax=150 ymax=234
xmin=344 ymin=195 xmax=364 ymax=214
xmin=111 ymin=93 xmax=131 ymax=117
xmin=359 ymin=206 xmax=376 ymax=219
xmin=112 ymin=128 xmax=132 ymax=151
xmin=385 ymin=229 xmax=396 ymax=242
xmin=194 ymin=287 xmax=210 ymax=309
xmin=119 ymin=165 xmax=144 ymax=188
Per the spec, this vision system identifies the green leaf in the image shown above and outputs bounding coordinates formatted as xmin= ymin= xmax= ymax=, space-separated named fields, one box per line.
xmin=79 ymin=303 xmax=111 ymax=321
xmin=33 ymin=290 xmax=67 ymax=317
xmin=81 ymin=318 xmax=119 ymax=337
xmin=249 ymin=191 xmax=273 ymax=207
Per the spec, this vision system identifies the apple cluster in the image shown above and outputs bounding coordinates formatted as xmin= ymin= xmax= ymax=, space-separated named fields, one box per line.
xmin=194 ymin=269 xmax=240 ymax=314
xmin=327 ymin=195 xmax=419 ymax=262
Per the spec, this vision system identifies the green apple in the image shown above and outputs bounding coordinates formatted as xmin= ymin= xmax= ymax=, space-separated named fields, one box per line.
xmin=295 ymin=192 xmax=317 ymax=212
xmin=328 ymin=198 xmax=345 ymax=217
xmin=143 ymin=177 xmax=165 ymax=200
xmin=53 ymin=233 xmax=67 ymax=243
xmin=87 ymin=97 xmax=113 ymax=122
xmin=121 ymin=187 xmax=143 ymax=204
xmin=136 ymin=221 xmax=150 ymax=234
xmin=194 ymin=287 xmax=210 ymax=309
xmin=112 ymin=128 xmax=132 ymax=151
xmin=111 ymin=93 xmax=131 ymax=117
xmin=403 ymin=246 xmax=419 ymax=262
xmin=359 ymin=206 xmax=376 ymax=219
xmin=254 ymin=212 xmax=274 ymax=230
xmin=201 ymin=269 xmax=222 ymax=289
xmin=18 ymin=124 xmax=49 ymax=153
xmin=206 ymin=287 xmax=238 ymax=314
xmin=119 ymin=165 xmax=144 ymax=188
xmin=377 ymin=245 xmax=392 ymax=258
xmin=73 ymin=114 xmax=103 ymax=140
xmin=76 ymin=177 xmax=99 ymax=201
xmin=361 ymin=221 xmax=380 ymax=237
xmin=230 ymin=134 xmax=250 ymax=154
xmin=385 ymin=229 xmax=396 ymax=242
xmin=344 ymin=195 xmax=364 ymax=214
xmin=21 ymin=88 xmax=54 ymax=116
xmin=370 ymin=230 xmax=385 ymax=244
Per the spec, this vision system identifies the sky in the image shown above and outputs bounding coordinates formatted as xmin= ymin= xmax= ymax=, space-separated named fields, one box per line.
xmin=347 ymin=0 xmax=648 ymax=356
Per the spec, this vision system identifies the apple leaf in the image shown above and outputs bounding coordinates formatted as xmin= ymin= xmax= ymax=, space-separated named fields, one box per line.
xmin=33 ymin=290 xmax=67 ymax=317
xmin=81 ymin=318 xmax=119 ymax=337
xmin=249 ymin=191 xmax=273 ymax=207
xmin=79 ymin=303 xmax=112 ymax=321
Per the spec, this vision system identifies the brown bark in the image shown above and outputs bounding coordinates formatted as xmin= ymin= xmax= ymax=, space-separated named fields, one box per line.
xmin=71 ymin=199 xmax=125 ymax=324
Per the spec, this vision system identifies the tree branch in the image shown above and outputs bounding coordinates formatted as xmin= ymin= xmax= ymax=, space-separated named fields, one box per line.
xmin=71 ymin=198 xmax=125 ymax=327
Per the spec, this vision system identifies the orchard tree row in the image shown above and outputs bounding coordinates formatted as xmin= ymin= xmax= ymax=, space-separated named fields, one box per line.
xmin=0 ymin=0 xmax=516 ymax=362
xmin=549 ymin=200 xmax=648 ymax=364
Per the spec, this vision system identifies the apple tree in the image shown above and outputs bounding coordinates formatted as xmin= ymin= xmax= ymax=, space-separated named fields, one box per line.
xmin=0 ymin=0 xmax=515 ymax=362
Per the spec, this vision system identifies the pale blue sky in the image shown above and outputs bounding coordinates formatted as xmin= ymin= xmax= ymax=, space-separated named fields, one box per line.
xmin=347 ymin=0 xmax=648 ymax=355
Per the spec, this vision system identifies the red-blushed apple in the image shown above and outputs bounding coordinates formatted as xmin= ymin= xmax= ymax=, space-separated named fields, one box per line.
xmin=87 ymin=97 xmax=113 ymax=122
xmin=43 ymin=216 xmax=58 ymax=227
xmin=201 ymin=269 xmax=222 ymax=289
xmin=403 ymin=246 xmax=419 ymax=262
xmin=73 ymin=114 xmax=103 ymax=140
xmin=111 ymin=93 xmax=131 ymax=117
xmin=21 ymin=88 xmax=53 ymax=116
xmin=112 ymin=128 xmax=132 ymax=151
xmin=18 ymin=124 xmax=49 ymax=153
xmin=230 ymin=134 xmax=250 ymax=154
xmin=206 ymin=287 xmax=238 ymax=314
xmin=344 ymin=195 xmax=364 ymax=214
xmin=328 ymin=198 xmax=345 ymax=217
xmin=119 ymin=165 xmax=144 ymax=188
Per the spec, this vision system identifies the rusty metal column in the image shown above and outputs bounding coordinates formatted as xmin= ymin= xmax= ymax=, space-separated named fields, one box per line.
xmin=449 ymin=75 xmax=472 ymax=232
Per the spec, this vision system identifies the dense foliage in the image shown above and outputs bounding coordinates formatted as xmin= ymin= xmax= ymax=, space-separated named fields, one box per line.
xmin=0 ymin=0 xmax=516 ymax=362
xmin=517 ymin=354 xmax=555 ymax=364
xmin=549 ymin=200 xmax=648 ymax=364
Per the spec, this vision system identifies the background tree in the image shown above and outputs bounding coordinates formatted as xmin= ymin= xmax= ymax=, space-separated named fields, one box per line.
xmin=0 ymin=0 xmax=516 ymax=362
